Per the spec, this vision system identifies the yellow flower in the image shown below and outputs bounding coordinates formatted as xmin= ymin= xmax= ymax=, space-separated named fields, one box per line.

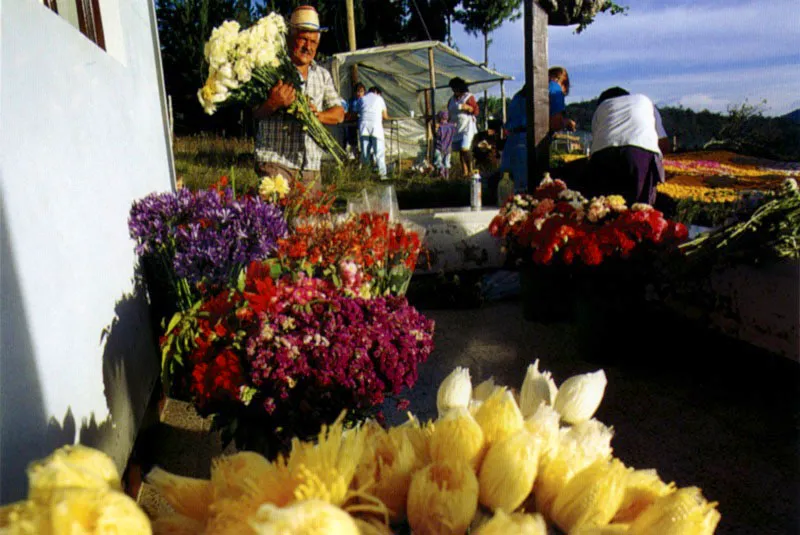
xmin=553 ymin=369 xmax=607 ymax=424
xmin=248 ymin=499 xmax=359 ymax=535
xmin=407 ymin=461 xmax=479 ymax=535
xmin=146 ymin=466 xmax=213 ymax=522
xmin=259 ymin=176 xmax=276 ymax=198
xmin=519 ymin=359 xmax=558 ymax=418
xmin=437 ymin=367 xmax=473 ymax=417
xmin=613 ymin=468 xmax=675 ymax=523
xmin=570 ymin=524 xmax=632 ymax=534
xmin=429 ymin=407 xmax=485 ymax=469
xmin=478 ymin=428 xmax=541 ymax=512
xmin=2 ymin=488 xmax=151 ymax=535
xmin=473 ymin=509 xmax=547 ymax=535
xmin=353 ymin=516 xmax=394 ymax=535
xmin=355 ymin=425 xmax=419 ymax=523
xmin=273 ymin=175 xmax=290 ymax=198
xmin=26 ymin=445 xmax=120 ymax=504
xmin=628 ymin=487 xmax=720 ymax=535
xmin=474 ymin=387 xmax=524 ymax=445
xmin=534 ymin=419 xmax=614 ymax=520
xmin=550 ymin=458 xmax=629 ymax=532
xmin=523 ymin=403 xmax=561 ymax=460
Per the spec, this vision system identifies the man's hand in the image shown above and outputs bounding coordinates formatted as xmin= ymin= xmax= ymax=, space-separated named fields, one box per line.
xmin=253 ymin=81 xmax=296 ymax=118
xmin=269 ymin=81 xmax=296 ymax=110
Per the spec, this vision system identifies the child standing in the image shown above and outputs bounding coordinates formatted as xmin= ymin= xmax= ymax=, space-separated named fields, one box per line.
xmin=433 ymin=111 xmax=456 ymax=179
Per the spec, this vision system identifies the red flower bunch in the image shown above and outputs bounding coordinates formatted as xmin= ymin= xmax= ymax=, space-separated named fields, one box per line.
xmin=160 ymin=261 xmax=435 ymax=453
xmin=490 ymin=177 xmax=688 ymax=266
xmin=269 ymin=212 xmax=422 ymax=297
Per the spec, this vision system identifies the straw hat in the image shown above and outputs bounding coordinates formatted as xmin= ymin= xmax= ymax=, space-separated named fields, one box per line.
xmin=289 ymin=6 xmax=328 ymax=32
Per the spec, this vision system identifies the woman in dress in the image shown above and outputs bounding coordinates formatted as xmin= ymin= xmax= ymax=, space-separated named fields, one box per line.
xmin=447 ymin=77 xmax=480 ymax=178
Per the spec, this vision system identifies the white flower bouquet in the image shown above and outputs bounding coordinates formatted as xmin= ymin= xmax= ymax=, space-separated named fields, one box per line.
xmin=197 ymin=13 xmax=346 ymax=165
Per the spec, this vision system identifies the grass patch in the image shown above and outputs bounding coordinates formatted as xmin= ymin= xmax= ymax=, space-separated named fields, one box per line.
xmin=175 ymin=135 xmax=481 ymax=211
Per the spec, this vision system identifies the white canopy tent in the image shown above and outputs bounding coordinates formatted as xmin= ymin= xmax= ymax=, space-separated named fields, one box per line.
xmin=324 ymin=41 xmax=513 ymax=163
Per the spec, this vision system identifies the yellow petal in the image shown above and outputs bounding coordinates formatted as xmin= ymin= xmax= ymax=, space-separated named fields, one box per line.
xmin=553 ymin=369 xmax=607 ymax=424
xmin=248 ymin=499 xmax=359 ymax=535
xmin=94 ymin=489 xmax=153 ymax=534
xmin=551 ymin=458 xmax=628 ymax=532
xmin=437 ymin=367 xmax=473 ymax=416
xmin=407 ymin=461 xmax=479 ymax=535
xmin=628 ymin=487 xmax=720 ymax=535
xmin=473 ymin=509 xmax=547 ymax=535
xmin=429 ymin=408 xmax=485 ymax=470
xmin=519 ymin=359 xmax=558 ymax=417
xmin=571 ymin=524 xmax=631 ymax=535
xmin=478 ymin=428 xmax=540 ymax=512
xmin=26 ymin=445 xmax=120 ymax=503
xmin=474 ymin=388 xmax=524 ymax=446
xmin=613 ymin=468 xmax=675 ymax=523
xmin=146 ymin=466 xmax=213 ymax=522
xmin=471 ymin=377 xmax=498 ymax=402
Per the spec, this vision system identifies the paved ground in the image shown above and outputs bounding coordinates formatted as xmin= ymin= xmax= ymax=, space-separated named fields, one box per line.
xmin=137 ymin=299 xmax=799 ymax=535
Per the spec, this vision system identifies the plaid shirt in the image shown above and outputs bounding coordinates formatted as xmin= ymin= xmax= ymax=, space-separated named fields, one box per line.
xmin=255 ymin=62 xmax=341 ymax=171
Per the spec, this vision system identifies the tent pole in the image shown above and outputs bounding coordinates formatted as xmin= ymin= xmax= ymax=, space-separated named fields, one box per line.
xmin=428 ymin=46 xmax=436 ymax=163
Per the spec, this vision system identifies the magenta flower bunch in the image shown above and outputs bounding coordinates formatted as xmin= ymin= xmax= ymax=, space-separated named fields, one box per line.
xmin=161 ymin=264 xmax=436 ymax=455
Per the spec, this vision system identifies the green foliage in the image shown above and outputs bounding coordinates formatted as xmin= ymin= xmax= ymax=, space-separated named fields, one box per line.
xmin=456 ymin=0 xmax=522 ymax=36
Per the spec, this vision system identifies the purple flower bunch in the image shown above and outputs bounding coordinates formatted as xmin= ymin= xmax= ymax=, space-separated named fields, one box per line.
xmin=246 ymin=284 xmax=435 ymax=418
xmin=129 ymin=187 xmax=287 ymax=306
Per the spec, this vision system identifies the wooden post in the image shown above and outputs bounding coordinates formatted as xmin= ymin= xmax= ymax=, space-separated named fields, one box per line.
xmin=500 ymin=80 xmax=507 ymax=127
xmin=524 ymin=0 xmax=550 ymax=191
xmin=346 ymin=0 xmax=358 ymax=83
xmin=428 ymin=46 xmax=437 ymax=161
xmin=424 ymin=89 xmax=432 ymax=161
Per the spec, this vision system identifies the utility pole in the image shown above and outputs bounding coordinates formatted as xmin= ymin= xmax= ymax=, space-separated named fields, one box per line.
xmin=346 ymin=0 xmax=358 ymax=84
xmin=524 ymin=0 xmax=550 ymax=191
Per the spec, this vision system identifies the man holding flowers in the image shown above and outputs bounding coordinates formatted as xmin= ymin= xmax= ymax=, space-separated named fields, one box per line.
xmin=253 ymin=6 xmax=344 ymax=186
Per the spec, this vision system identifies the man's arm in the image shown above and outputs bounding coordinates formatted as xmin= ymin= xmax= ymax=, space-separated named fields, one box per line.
xmin=315 ymin=105 xmax=345 ymax=125
xmin=550 ymin=113 xmax=576 ymax=132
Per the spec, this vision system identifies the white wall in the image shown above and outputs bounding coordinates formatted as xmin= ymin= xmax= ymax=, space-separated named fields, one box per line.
xmin=1 ymin=0 xmax=174 ymax=502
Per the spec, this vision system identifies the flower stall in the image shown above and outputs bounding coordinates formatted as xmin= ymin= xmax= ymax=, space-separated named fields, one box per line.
xmin=128 ymin=175 xmax=434 ymax=458
xmin=489 ymin=176 xmax=688 ymax=324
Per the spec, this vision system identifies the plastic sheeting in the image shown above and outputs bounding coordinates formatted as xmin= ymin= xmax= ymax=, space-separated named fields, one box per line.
xmin=323 ymin=41 xmax=513 ymax=161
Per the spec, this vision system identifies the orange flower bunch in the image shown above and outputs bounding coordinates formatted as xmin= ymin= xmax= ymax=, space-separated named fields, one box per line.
xmin=269 ymin=212 xmax=422 ymax=297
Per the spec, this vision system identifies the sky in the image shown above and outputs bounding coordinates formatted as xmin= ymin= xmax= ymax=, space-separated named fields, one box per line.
xmin=450 ymin=0 xmax=800 ymax=116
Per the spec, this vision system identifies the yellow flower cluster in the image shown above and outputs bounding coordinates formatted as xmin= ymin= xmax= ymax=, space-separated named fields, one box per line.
xmin=553 ymin=154 xmax=588 ymax=164
xmin=657 ymin=182 xmax=739 ymax=203
xmin=0 ymin=445 xmax=151 ymax=534
xmin=145 ymin=359 xmax=720 ymax=534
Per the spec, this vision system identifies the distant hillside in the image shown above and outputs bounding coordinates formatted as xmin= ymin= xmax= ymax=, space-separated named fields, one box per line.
xmin=782 ymin=109 xmax=800 ymax=124
xmin=566 ymin=101 xmax=800 ymax=161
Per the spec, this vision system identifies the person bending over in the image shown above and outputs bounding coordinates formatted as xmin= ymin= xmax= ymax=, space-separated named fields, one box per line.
xmin=589 ymin=86 xmax=671 ymax=205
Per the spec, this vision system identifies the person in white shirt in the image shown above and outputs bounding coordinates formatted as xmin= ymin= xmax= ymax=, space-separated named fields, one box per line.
xmin=589 ymin=87 xmax=671 ymax=205
xmin=355 ymin=86 xmax=389 ymax=178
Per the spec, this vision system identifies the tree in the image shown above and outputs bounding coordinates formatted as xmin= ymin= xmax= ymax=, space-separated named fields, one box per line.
xmin=455 ymin=0 xmax=521 ymax=66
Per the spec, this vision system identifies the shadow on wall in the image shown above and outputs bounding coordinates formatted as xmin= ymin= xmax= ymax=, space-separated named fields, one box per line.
xmin=1 ymin=196 xmax=160 ymax=501
xmin=82 ymin=269 xmax=161 ymax=471
xmin=0 ymin=194 xmax=57 ymax=503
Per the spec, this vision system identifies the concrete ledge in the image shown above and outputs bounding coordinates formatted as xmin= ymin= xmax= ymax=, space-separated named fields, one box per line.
xmin=402 ymin=207 xmax=505 ymax=274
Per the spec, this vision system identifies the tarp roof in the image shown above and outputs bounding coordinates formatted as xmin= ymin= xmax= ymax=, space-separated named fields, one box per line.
xmin=325 ymin=41 xmax=513 ymax=160
xmin=328 ymin=40 xmax=513 ymax=112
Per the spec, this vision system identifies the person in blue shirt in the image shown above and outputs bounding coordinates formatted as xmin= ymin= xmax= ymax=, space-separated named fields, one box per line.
xmin=500 ymin=67 xmax=577 ymax=192
xmin=548 ymin=66 xmax=576 ymax=132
